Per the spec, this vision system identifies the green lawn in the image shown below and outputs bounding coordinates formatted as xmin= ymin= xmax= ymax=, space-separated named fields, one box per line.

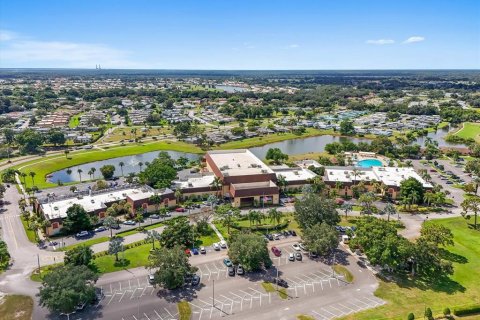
xmin=0 ymin=294 xmax=34 ymax=320
xmin=20 ymin=216 xmax=37 ymax=243
xmin=94 ymin=242 xmax=153 ymax=273
xmin=454 ymin=122 xmax=480 ymax=142
xmin=341 ymin=217 xmax=480 ymax=320
xmin=13 ymin=140 xmax=203 ymax=189
xmin=58 ymin=236 xmax=110 ymax=251
xmin=68 ymin=113 xmax=82 ymax=128
xmin=333 ymin=264 xmax=354 ymax=283
xmin=261 ymin=281 xmax=288 ymax=299
xmin=178 ymin=301 xmax=192 ymax=320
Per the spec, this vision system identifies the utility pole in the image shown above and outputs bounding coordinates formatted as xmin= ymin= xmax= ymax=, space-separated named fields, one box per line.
xmin=37 ymin=254 xmax=41 ymax=275
xmin=212 ymin=279 xmax=215 ymax=307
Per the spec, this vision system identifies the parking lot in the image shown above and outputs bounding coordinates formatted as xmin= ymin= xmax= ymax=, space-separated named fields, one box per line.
xmin=309 ymin=295 xmax=385 ymax=319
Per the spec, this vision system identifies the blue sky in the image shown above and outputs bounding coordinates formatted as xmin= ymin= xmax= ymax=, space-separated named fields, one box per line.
xmin=0 ymin=0 xmax=479 ymax=69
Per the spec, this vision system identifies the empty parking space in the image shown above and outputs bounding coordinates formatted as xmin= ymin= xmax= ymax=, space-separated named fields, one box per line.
xmin=197 ymin=261 xmax=228 ymax=281
xmin=310 ymin=296 xmax=385 ymax=319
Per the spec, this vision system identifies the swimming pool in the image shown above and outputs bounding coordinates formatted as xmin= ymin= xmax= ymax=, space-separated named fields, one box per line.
xmin=357 ymin=158 xmax=383 ymax=168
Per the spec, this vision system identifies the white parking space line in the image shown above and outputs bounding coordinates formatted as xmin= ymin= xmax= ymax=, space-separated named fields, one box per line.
xmin=321 ymin=307 xmax=337 ymax=318
xmin=328 ymin=304 xmax=345 ymax=316
xmin=311 ymin=310 xmax=328 ymax=320
xmin=337 ymin=303 xmax=356 ymax=314
xmin=154 ymin=310 xmax=164 ymax=320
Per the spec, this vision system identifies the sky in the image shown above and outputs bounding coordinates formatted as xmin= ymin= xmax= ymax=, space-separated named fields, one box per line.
xmin=0 ymin=0 xmax=479 ymax=69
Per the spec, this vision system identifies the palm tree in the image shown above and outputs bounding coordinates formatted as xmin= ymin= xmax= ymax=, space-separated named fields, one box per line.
xmin=341 ymin=203 xmax=352 ymax=218
xmin=87 ymin=169 xmax=94 ymax=181
xmin=461 ymin=197 xmax=480 ymax=229
xmin=383 ymin=203 xmax=397 ymax=221
xmin=66 ymin=168 xmax=72 ymax=175
xmin=423 ymin=192 xmax=435 ymax=207
xmin=434 ymin=192 xmax=446 ymax=207
xmin=409 ymin=191 xmax=419 ymax=210
xmin=247 ymin=210 xmax=257 ymax=227
xmin=119 ymin=162 xmax=125 ymax=176
xmin=138 ymin=162 xmax=144 ymax=172
xmin=91 ymin=167 xmax=96 ymax=179
xmin=64 ymin=149 xmax=70 ymax=159
xmin=146 ymin=230 xmax=161 ymax=250
xmin=103 ymin=216 xmax=117 ymax=237
xmin=29 ymin=171 xmax=36 ymax=186
xmin=20 ymin=172 xmax=27 ymax=186
xmin=149 ymin=194 xmax=162 ymax=213
xmin=210 ymin=177 xmax=223 ymax=197
xmin=174 ymin=189 xmax=183 ymax=203
xmin=276 ymin=175 xmax=287 ymax=194
xmin=351 ymin=168 xmax=362 ymax=184
xmin=405 ymin=160 xmax=413 ymax=167
xmin=77 ymin=169 xmax=83 ymax=182
xmin=268 ymin=208 xmax=283 ymax=227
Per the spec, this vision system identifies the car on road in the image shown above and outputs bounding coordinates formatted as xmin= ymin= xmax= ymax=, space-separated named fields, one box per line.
xmin=292 ymin=243 xmax=301 ymax=251
xmin=200 ymin=246 xmax=206 ymax=254
xmin=236 ymin=264 xmax=245 ymax=275
xmin=149 ymin=214 xmax=160 ymax=219
xmin=94 ymin=226 xmax=107 ymax=232
xmin=148 ymin=274 xmax=155 ymax=285
xmin=213 ymin=243 xmax=220 ymax=251
xmin=295 ymin=252 xmax=302 ymax=261
xmin=271 ymin=246 xmax=282 ymax=257
xmin=228 ymin=266 xmax=235 ymax=276
xmin=273 ymin=278 xmax=288 ymax=288
xmin=123 ymin=220 xmax=135 ymax=225
xmin=223 ymin=258 xmax=233 ymax=267
xmin=192 ymin=248 xmax=199 ymax=255
xmin=288 ymin=253 xmax=295 ymax=261
xmin=76 ymin=231 xmax=89 ymax=238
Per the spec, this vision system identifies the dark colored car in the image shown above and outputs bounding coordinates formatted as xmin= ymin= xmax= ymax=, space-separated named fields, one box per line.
xmin=289 ymin=230 xmax=297 ymax=236
xmin=191 ymin=274 xmax=201 ymax=286
xmin=295 ymin=252 xmax=302 ymax=261
xmin=228 ymin=266 xmax=235 ymax=276
xmin=273 ymin=278 xmax=288 ymax=288
xmin=192 ymin=248 xmax=199 ymax=255
xmin=266 ymin=234 xmax=274 ymax=241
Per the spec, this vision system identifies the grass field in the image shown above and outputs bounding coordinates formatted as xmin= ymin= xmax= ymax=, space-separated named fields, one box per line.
xmin=333 ymin=264 xmax=354 ymax=282
xmin=341 ymin=217 xmax=480 ymax=320
xmin=58 ymin=236 xmax=109 ymax=251
xmin=261 ymin=281 xmax=288 ymax=299
xmin=102 ymin=126 xmax=174 ymax=143
xmin=177 ymin=300 xmax=192 ymax=320
xmin=68 ymin=113 xmax=82 ymax=128
xmin=454 ymin=122 xmax=480 ymax=142
xmin=0 ymin=294 xmax=34 ymax=320
xmin=13 ymin=140 xmax=203 ymax=189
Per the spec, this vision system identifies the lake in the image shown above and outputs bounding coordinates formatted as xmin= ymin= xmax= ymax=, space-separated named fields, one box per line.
xmin=216 ymin=85 xmax=248 ymax=93
xmin=49 ymin=126 xmax=464 ymax=183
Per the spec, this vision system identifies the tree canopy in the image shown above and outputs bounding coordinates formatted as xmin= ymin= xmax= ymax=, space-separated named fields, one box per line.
xmin=160 ymin=216 xmax=194 ymax=248
xmin=139 ymin=152 xmax=177 ymax=189
xmin=64 ymin=245 xmax=94 ymax=267
xmin=63 ymin=204 xmax=93 ymax=234
xmin=294 ymin=191 xmax=340 ymax=229
xmin=100 ymin=164 xmax=116 ymax=180
xmin=265 ymin=148 xmax=288 ymax=164
xmin=228 ymin=233 xmax=272 ymax=271
xmin=302 ymin=222 xmax=339 ymax=256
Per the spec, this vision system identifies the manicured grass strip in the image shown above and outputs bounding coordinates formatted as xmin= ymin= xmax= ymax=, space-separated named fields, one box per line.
xmin=333 ymin=264 xmax=354 ymax=283
xmin=339 ymin=217 xmax=480 ymax=320
xmin=116 ymin=221 xmax=165 ymax=237
xmin=20 ymin=216 xmax=37 ymax=243
xmin=58 ymin=236 xmax=109 ymax=251
xmin=93 ymin=242 xmax=152 ymax=274
xmin=297 ymin=315 xmax=315 ymax=320
xmin=13 ymin=140 xmax=203 ymax=189
xmin=0 ymin=294 xmax=34 ymax=320
xmin=30 ymin=263 xmax=62 ymax=282
xmin=177 ymin=301 xmax=192 ymax=320
xmin=261 ymin=281 xmax=288 ymax=299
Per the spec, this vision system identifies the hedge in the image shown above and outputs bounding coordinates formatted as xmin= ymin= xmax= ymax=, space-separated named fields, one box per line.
xmin=453 ymin=304 xmax=480 ymax=316
xmin=232 ymin=221 xmax=289 ymax=232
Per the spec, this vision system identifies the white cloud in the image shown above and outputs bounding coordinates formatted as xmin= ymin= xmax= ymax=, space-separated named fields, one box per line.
xmin=0 ymin=30 xmax=141 ymax=68
xmin=403 ymin=36 xmax=425 ymax=44
xmin=0 ymin=30 xmax=17 ymax=41
xmin=288 ymin=44 xmax=300 ymax=48
xmin=366 ymin=39 xmax=395 ymax=45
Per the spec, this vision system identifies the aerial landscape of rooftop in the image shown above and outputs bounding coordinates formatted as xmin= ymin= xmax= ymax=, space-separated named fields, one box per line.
xmin=0 ymin=1 xmax=479 ymax=320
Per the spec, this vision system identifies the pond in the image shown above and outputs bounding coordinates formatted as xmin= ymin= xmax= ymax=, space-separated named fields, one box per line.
xmin=216 ymin=85 xmax=248 ymax=93
xmin=48 ymin=150 xmax=199 ymax=183
xmin=49 ymin=126 xmax=464 ymax=183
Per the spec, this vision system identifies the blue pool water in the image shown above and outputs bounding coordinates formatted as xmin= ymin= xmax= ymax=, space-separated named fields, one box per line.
xmin=357 ymin=159 xmax=383 ymax=168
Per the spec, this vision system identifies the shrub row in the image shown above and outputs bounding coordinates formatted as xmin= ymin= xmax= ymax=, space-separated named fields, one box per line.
xmin=232 ymin=221 xmax=289 ymax=232
xmin=453 ymin=304 xmax=480 ymax=316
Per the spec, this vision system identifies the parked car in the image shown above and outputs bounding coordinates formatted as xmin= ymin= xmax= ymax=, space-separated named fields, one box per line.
xmin=123 ymin=220 xmax=135 ymax=225
xmin=213 ymin=243 xmax=220 ymax=251
xmin=94 ymin=226 xmax=106 ymax=232
xmin=185 ymin=248 xmax=191 ymax=255
xmin=110 ymin=223 xmax=121 ymax=229
xmin=200 ymin=246 xmax=206 ymax=254
xmin=273 ymin=278 xmax=288 ymax=288
xmin=148 ymin=274 xmax=155 ymax=285
xmin=288 ymin=253 xmax=295 ymax=261
xmin=175 ymin=207 xmax=186 ymax=212
xmin=292 ymin=243 xmax=301 ymax=251
xmin=220 ymin=240 xmax=227 ymax=248
xmin=236 ymin=264 xmax=245 ymax=275
xmin=149 ymin=214 xmax=160 ymax=219
xmin=295 ymin=252 xmax=302 ymax=261
xmin=192 ymin=248 xmax=199 ymax=255
xmin=223 ymin=258 xmax=233 ymax=267
xmin=273 ymin=234 xmax=280 ymax=240
xmin=76 ymin=231 xmax=89 ymax=238
xmin=271 ymin=246 xmax=282 ymax=257
xmin=282 ymin=231 xmax=289 ymax=237
xmin=289 ymin=230 xmax=297 ymax=236
xmin=228 ymin=266 xmax=235 ymax=276
xmin=191 ymin=274 xmax=201 ymax=286
xmin=299 ymin=243 xmax=307 ymax=251
xmin=266 ymin=234 xmax=274 ymax=241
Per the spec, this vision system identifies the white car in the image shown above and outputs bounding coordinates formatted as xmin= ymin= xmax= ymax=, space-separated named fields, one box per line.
xmin=213 ymin=243 xmax=220 ymax=251
xmin=299 ymin=243 xmax=307 ymax=251
xmin=288 ymin=253 xmax=295 ymax=261
xmin=200 ymin=246 xmax=206 ymax=254
xmin=220 ymin=240 xmax=227 ymax=249
xmin=123 ymin=220 xmax=135 ymax=225
xmin=292 ymin=243 xmax=301 ymax=251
